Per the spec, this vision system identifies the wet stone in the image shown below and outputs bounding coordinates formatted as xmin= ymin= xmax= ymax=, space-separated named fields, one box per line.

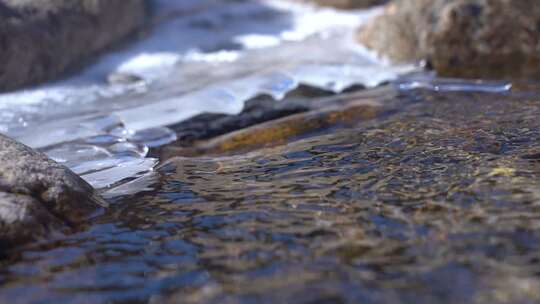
xmin=163 ymin=83 xmax=366 ymax=146
xmin=153 ymin=90 xmax=540 ymax=303
xmin=166 ymin=94 xmax=311 ymax=146
xmin=0 ymin=134 xmax=107 ymax=248
xmin=157 ymin=86 xmax=400 ymax=158
xmin=358 ymin=0 xmax=540 ymax=79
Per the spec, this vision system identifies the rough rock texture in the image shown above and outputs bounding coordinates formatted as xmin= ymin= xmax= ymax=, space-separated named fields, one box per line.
xmin=0 ymin=192 xmax=66 ymax=246
xmin=297 ymin=0 xmax=389 ymax=9
xmin=0 ymin=0 xmax=148 ymax=91
xmin=358 ymin=0 xmax=540 ymax=79
xmin=0 ymin=134 xmax=107 ymax=246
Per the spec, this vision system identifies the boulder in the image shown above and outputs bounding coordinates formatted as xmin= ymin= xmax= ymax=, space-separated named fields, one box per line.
xmin=0 ymin=134 xmax=107 ymax=246
xmin=0 ymin=0 xmax=148 ymax=91
xmin=358 ymin=0 xmax=540 ymax=79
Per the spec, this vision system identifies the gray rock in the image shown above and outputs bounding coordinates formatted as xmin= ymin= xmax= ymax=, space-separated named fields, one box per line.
xmin=0 ymin=134 xmax=107 ymax=245
xmin=0 ymin=192 xmax=66 ymax=245
xmin=358 ymin=0 xmax=540 ymax=79
xmin=0 ymin=0 xmax=148 ymax=92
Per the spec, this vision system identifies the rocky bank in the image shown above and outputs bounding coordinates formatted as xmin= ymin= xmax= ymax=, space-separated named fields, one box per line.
xmin=0 ymin=0 xmax=148 ymax=91
xmin=359 ymin=0 xmax=540 ymax=79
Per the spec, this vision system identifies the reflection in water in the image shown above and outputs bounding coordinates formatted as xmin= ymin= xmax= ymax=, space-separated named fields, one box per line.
xmin=2 ymin=89 xmax=540 ymax=303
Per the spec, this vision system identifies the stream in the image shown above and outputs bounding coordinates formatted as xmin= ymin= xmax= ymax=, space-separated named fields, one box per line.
xmin=1 ymin=1 xmax=539 ymax=303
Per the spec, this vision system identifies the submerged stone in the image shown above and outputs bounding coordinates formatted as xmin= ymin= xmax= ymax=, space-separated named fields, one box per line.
xmin=166 ymin=94 xmax=312 ymax=147
xmin=152 ymin=88 xmax=540 ymax=303
xmin=358 ymin=0 xmax=540 ymax=79
xmin=153 ymin=85 xmax=379 ymax=156
xmin=0 ymin=0 xmax=148 ymax=91
xmin=160 ymin=86 xmax=399 ymax=158
xmin=0 ymin=134 xmax=107 ymax=247
xmin=162 ymin=99 xmax=383 ymax=158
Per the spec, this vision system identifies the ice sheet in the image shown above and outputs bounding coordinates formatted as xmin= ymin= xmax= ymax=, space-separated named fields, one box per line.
xmin=0 ymin=0 xmax=419 ymax=192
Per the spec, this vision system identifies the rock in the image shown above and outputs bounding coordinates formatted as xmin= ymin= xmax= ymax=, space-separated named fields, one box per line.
xmin=166 ymin=93 xmax=313 ymax=146
xmin=0 ymin=192 xmax=66 ymax=246
xmin=358 ymin=0 xmax=540 ymax=79
xmin=0 ymin=134 xmax=107 ymax=246
xmin=158 ymin=85 xmax=389 ymax=149
xmin=157 ymin=86 xmax=397 ymax=159
xmin=294 ymin=0 xmax=389 ymax=9
xmin=0 ymin=0 xmax=148 ymax=92
xmin=160 ymin=98 xmax=384 ymax=158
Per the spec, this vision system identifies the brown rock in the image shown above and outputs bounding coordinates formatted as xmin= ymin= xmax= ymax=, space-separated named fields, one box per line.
xmin=160 ymin=98 xmax=384 ymax=158
xmin=358 ymin=0 xmax=540 ymax=79
xmin=0 ymin=0 xmax=148 ymax=92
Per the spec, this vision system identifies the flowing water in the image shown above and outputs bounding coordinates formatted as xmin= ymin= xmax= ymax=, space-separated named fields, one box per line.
xmin=1 ymin=1 xmax=539 ymax=303
xmin=0 ymin=0 xmax=415 ymax=189
xmin=2 ymin=87 xmax=540 ymax=303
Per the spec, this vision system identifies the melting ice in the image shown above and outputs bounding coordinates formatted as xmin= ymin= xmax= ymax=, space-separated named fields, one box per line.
xmin=0 ymin=0 xmax=420 ymax=191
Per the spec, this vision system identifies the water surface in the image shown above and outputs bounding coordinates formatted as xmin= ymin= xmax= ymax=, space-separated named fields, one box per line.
xmin=2 ymin=87 xmax=540 ymax=303
xmin=0 ymin=1 xmax=536 ymax=303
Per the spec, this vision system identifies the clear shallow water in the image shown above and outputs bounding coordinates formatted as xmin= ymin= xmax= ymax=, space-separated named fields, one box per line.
xmin=0 ymin=1 xmax=533 ymax=303
xmin=1 ymin=88 xmax=540 ymax=303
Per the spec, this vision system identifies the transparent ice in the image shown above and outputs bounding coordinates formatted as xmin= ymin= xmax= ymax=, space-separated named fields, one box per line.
xmin=0 ymin=0 xmax=509 ymax=193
